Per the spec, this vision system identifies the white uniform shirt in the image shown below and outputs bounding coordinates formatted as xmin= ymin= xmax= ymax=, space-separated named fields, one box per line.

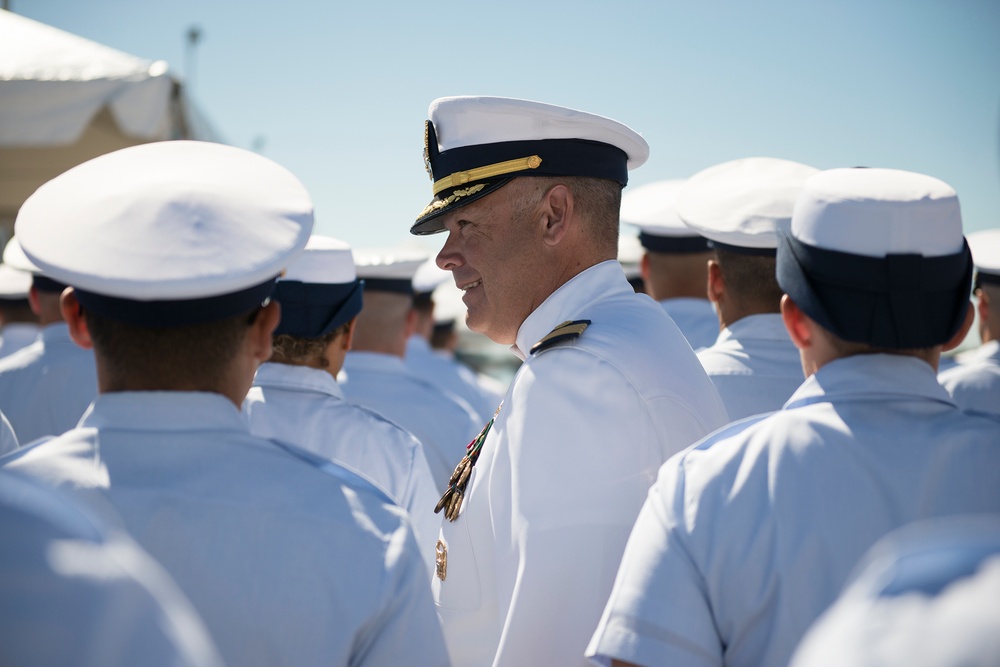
xmin=660 ymin=297 xmax=719 ymax=351
xmin=0 ymin=412 xmax=18 ymax=456
xmin=406 ymin=335 xmax=505 ymax=424
xmin=587 ymin=354 xmax=1000 ymax=667
xmin=435 ymin=261 xmax=729 ymax=667
xmin=0 ymin=323 xmax=39 ymax=360
xmin=0 ymin=470 xmax=224 ymax=667
xmin=244 ymin=361 xmax=443 ymax=571
xmin=697 ymin=313 xmax=805 ymax=421
xmin=341 ymin=351 xmax=482 ymax=492
xmin=938 ymin=339 xmax=1000 ymax=417
xmin=0 ymin=322 xmax=97 ymax=444
xmin=2 ymin=391 xmax=450 ymax=667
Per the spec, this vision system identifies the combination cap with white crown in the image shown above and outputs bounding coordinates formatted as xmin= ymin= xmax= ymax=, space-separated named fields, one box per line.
xmin=0 ymin=265 xmax=32 ymax=300
xmin=14 ymin=140 xmax=314 ymax=327
xmin=2 ymin=237 xmax=66 ymax=293
xmin=273 ymin=235 xmax=363 ymax=339
xmin=967 ymin=228 xmax=1000 ymax=288
xmin=676 ymin=157 xmax=820 ymax=254
xmin=777 ymin=167 xmax=973 ymax=349
xmin=354 ymin=248 xmax=427 ymax=295
xmin=621 ymin=179 xmax=712 ymax=254
xmin=412 ymin=96 xmax=649 ymax=234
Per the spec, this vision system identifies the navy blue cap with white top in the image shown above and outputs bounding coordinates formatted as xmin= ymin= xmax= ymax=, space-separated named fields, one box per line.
xmin=13 ymin=140 xmax=314 ymax=327
xmin=412 ymin=96 xmax=649 ymax=234
xmin=273 ymin=235 xmax=363 ymax=339
xmin=777 ymin=167 xmax=973 ymax=349
xmin=967 ymin=229 xmax=1000 ymax=289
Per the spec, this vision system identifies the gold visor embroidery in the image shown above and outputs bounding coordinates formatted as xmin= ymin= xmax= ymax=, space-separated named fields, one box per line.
xmin=417 ymin=183 xmax=487 ymax=219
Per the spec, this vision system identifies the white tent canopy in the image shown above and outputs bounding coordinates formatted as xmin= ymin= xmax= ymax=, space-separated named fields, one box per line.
xmin=0 ymin=9 xmax=218 ymax=233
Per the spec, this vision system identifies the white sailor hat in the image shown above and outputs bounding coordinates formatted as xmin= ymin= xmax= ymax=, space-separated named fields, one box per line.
xmin=967 ymin=228 xmax=1000 ymax=289
xmin=622 ymin=179 xmax=712 ymax=254
xmin=412 ymin=96 xmax=649 ymax=235
xmin=676 ymin=157 xmax=820 ymax=254
xmin=2 ymin=237 xmax=66 ymax=293
xmin=354 ymin=248 xmax=427 ymax=295
xmin=777 ymin=167 xmax=973 ymax=349
xmin=0 ymin=265 xmax=32 ymax=300
xmin=273 ymin=235 xmax=363 ymax=338
xmin=14 ymin=140 xmax=314 ymax=327
xmin=412 ymin=257 xmax=451 ymax=296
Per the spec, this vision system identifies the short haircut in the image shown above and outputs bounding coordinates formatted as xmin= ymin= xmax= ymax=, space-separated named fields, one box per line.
xmin=272 ymin=320 xmax=351 ymax=369
xmin=514 ymin=176 xmax=622 ymax=254
xmin=84 ymin=308 xmax=255 ymax=389
xmin=815 ymin=323 xmax=937 ymax=364
xmin=715 ymin=249 xmax=783 ymax=313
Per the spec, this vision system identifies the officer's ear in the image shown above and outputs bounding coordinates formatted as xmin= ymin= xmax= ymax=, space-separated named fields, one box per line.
xmin=707 ymin=259 xmax=725 ymax=304
xmin=540 ymin=183 xmax=573 ymax=248
xmin=780 ymin=295 xmax=811 ymax=350
xmin=60 ymin=288 xmax=93 ymax=350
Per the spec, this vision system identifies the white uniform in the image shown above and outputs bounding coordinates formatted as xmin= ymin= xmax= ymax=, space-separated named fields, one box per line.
xmin=0 ymin=323 xmax=39 ymax=360
xmin=243 ymin=361 xmax=443 ymax=572
xmin=406 ymin=334 xmax=504 ymax=424
xmin=587 ymin=354 xmax=1000 ymax=667
xmin=0 ymin=412 xmax=18 ymax=455
xmin=938 ymin=339 xmax=1000 ymax=417
xmin=0 ymin=322 xmax=97 ymax=444
xmin=435 ymin=261 xmax=729 ymax=667
xmin=0 ymin=470 xmax=224 ymax=667
xmin=341 ymin=351 xmax=482 ymax=492
xmin=3 ymin=391 xmax=450 ymax=667
xmin=659 ymin=297 xmax=718 ymax=351
xmin=697 ymin=313 xmax=805 ymax=421
xmin=790 ymin=516 xmax=1000 ymax=667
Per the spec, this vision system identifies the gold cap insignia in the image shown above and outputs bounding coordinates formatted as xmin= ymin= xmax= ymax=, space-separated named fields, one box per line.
xmin=423 ymin=121 xmax=433 ymax=181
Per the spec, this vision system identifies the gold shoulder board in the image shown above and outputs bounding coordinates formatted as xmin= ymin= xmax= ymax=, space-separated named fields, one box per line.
xmin=530 ymin=319 xmax=591 ymax=355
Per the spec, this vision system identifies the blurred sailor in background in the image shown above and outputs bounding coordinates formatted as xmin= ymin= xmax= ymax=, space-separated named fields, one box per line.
xmin=341 ymin=249 xmax=481 ymax=492
xmin=0 ymin=237 xmax=97 ymax=444
xmin=937 ymin=228 xmax=1000 ymax=417
xmin=0 ymin=254 xmax=39 ymax=359
xmin=588 ymin=167 xmax=1000 ymax=667
xmin=676 ymin=157 xmax=817 ymax=421
xmin=621 ymin=179 xmax=718 ymax=350
xmin=243 ymin=234 xmax=442 ymax=571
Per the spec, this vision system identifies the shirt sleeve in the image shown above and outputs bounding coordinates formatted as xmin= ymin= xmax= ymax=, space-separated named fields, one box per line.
xmin=586 ymin=456 xmax=724 ymax=667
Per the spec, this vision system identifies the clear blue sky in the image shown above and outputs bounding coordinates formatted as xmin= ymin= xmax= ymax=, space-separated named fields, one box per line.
xmin=10 ymin=0 xmax=1000 ymax=255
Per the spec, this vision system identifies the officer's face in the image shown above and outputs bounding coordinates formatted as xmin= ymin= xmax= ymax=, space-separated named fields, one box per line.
xmin=436 ymin=181 xmax=547 ymax=345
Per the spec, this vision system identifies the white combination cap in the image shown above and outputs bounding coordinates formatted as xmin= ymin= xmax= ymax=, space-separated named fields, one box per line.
xmin=777 ymin=167 xmax=973 ymax=349
xmin=622 ymin=179 xmax=712 ymax=254
xmin=967 ymin=228 xmax=1000 ymax=287
xmin=4 ymin=237 xmax=69 ymax=293
xmin=14 ymin=140 xmax=314 ymax=326
xmin=354 ymin=248 xmax=427 ymax=294
xmin=274 ymin=235 xmax=362 ymax=338
xmin=413 ymin=96 xmax=649 ymax=234
xmin=676 ymin=157 xmax=820 ymax=253
xmin=0 ymin=265 xmax=32 ymax=300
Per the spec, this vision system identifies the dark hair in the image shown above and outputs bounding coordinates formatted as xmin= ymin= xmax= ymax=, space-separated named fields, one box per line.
xmin=84 ymin=308 xmax=256 ymax=388
xmin=715 ymin=249 xmax=783 ymax=313
xmin=271 ymin=320 xmax=351 ymax=368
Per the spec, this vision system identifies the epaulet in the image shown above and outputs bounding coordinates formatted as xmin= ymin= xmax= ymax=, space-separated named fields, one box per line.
xmin=530 ymin=319 xmax=591 ymax=355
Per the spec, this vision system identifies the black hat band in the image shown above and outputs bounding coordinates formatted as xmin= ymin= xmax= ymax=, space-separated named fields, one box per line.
xmin=273 ymin=279 xmax=363 ymax=338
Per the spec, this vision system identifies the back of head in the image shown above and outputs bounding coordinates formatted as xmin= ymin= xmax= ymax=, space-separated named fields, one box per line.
xmin=777 ymin=167 xmax=972 ymax=351
xmin=623 ymin=179 xmax=714 ymax=300
xmin=352 ymin=250 xmax=424 ymax=356
xmin=677 ymin=157 xmax=819 ymax=315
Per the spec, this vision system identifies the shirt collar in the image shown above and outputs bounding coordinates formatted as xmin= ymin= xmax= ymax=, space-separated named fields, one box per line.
xmin=718 ymin=313 xmax=792 ymax=345
xmin=252 ymin=361 xmax=343 ymax=399
xmin=79 ymin=391 xmax=249 ymax=432
xmin=785 ymin=353 xmax=956 ymax=410
xmin=513 ymin=260 xmax=631 ymax=360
